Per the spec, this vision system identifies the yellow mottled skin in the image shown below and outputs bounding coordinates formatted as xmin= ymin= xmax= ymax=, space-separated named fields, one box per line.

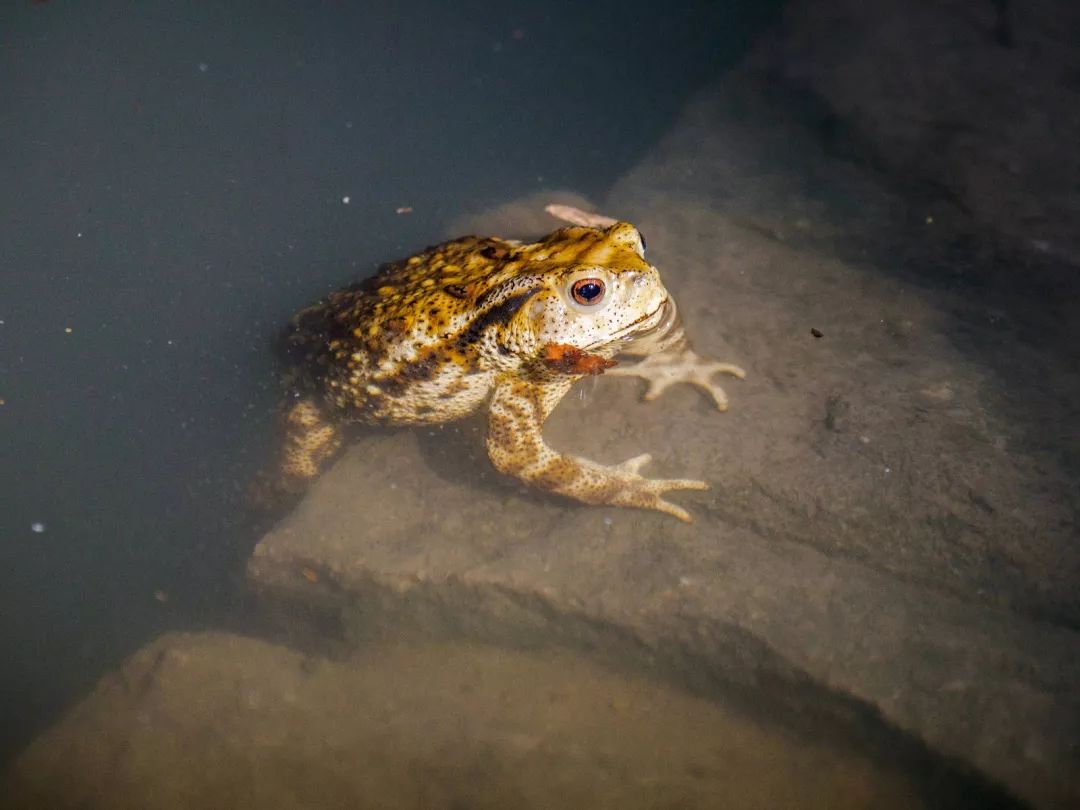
xmin=277 ymin=210 xmax=745 ymax=521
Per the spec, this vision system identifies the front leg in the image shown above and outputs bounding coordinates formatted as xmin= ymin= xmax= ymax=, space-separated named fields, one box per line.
xmin=608 ymin=304 xmax=745 ymax=410
xmin=607 ymin=348 xmax=745 ymax=410
xmin=486 ymin=377 xmax=707 ymax=522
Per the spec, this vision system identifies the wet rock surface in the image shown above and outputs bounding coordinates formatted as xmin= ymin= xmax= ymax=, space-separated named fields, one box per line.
xmin=5 ymin=632 xmax=930 ymax=810
xmin=248 ymin=180 xmax=1079 ymax=808
xmin=247 ymin=38 xmax=1080 ymax=804
xmin=750 ymin=0 xmax=1080 ymax=267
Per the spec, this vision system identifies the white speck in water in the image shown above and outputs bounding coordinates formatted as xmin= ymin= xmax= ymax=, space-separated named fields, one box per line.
xmin=197 ymin=62 xmax=209 ymax=73
xmin=76 ymin=232 xmax=83 ymax=238
xmin=884 ymin=466 xmax=892 ymax=474
xmin=342 ymin=196 xmax=350 ymax=205
xmin=31 ymin=522 xmax=45 ymax=534
xmin=679 ymin=576 xmax=693 ymax=587
xmin=345 ymin=121 xmax=353 ymax=129
xmin=603 ymin=516 xmax=613 ymax=527
xmin=859 ymin=435 xmax=871 ymax=444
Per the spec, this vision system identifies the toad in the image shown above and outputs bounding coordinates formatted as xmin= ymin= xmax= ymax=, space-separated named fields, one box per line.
xmin=275 ymin=205 xmax=744 ymax=521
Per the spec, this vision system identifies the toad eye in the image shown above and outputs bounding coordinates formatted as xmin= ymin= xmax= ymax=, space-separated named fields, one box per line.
xmin=570 ymin=278 xmax=606 ymax=305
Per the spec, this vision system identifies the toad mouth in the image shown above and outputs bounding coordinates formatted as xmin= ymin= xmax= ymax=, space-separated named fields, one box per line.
xmin=623 ymin=297 xmax=670 ymax=336
xmin=584 ymin=297 xmax=670 ymax=350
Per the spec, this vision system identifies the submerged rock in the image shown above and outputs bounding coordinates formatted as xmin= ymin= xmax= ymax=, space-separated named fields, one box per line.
xmin=5 ymin=632 xmax=931 ymax=810
xmin=248 ymin=185 xmax=1079 ymax=808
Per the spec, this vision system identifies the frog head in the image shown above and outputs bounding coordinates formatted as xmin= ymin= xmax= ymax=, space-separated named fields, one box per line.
xmin=519 ymin=222 xmax=671 ymax=370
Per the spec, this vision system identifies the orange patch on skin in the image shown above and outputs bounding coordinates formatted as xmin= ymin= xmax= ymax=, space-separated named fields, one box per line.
xmin=542 ymin=343 xmax=617 ymax=376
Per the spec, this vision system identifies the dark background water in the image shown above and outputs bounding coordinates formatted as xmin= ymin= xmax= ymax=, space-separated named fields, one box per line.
xmin=0 ymin=0 xmax=781 ymax=763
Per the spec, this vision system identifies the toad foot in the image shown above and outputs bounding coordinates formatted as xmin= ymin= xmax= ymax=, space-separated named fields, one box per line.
xmin=610 ymin=452 xmax=709 ymax=522
xmin=487 ymin=379 xmax=708 ymax=522
xmin=608 ymin=350 xmax=746 ymax=411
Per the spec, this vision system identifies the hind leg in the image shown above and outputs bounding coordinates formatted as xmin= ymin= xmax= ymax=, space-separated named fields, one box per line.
xmin=281 ymin=398 xmax=343 ymax=486
xmin=248 ymin=397 xmax=342 ymax=507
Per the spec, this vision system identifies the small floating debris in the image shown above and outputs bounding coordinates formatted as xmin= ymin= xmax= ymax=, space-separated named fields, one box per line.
xmin=395 ymin=206 xmax=413 ymax=215
xmin=342 ymin=196 xmax=351 ymax=205
xmin=30 ymin=522 xmax=45 ymax=534
xmin=810 ymin=327 xmax=823 ymax=338
xmin=920 ymin=383 xmax=954 ymax=401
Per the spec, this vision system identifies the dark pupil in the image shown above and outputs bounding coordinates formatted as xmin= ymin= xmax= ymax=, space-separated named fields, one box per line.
xmin=576 ymin=282 xmax=602 ymax=301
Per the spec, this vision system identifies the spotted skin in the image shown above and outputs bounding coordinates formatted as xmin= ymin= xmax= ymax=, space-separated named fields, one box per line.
xmin=276 ymin=208 xmax=745 ymax=520
xmin=281 ymin=399 xmax=342 ymax=482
